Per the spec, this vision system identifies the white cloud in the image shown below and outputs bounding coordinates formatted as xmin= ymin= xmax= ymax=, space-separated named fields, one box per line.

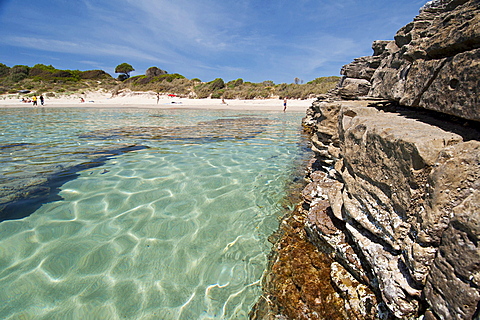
xmin=4 ymin=36 xmax=163 ymax=62
xmin=110 ymin=0 xmax=242 ymax=53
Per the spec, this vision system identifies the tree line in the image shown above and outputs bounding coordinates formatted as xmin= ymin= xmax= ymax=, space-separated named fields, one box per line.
xmin=0 ymin=62 xmax=340 ymax=100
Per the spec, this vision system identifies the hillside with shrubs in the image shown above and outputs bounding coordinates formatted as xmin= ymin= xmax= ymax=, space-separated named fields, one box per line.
xmin=0 ymin=63 xmax=340 ymax=100
xmin=0 ymin=63 xmax=116 ymax=97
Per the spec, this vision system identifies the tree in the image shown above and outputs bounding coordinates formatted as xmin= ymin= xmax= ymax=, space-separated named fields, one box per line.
xmin=115 ymin=63 xmax=134 ymax=81
xmin=294 ymin=77 xmax=303 ymax=84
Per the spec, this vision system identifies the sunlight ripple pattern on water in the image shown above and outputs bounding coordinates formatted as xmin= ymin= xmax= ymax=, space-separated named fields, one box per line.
xmin=0 ymin=107 xmax=308 ymax=319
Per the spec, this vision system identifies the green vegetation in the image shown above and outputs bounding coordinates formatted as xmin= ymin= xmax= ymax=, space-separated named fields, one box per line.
xmin=115 ymin=72 xmax=340 ymax=99
xmin=115 ymin=63 xmax=135 ymax=81
xmin=0 ymin=63 xmax=116 ymax=96
xmin=0 ymin=62 xmax=340 ymax=99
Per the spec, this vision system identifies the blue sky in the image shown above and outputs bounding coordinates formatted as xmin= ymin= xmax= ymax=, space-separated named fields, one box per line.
xmin=0 ymin=0 xmax=428 ymax=83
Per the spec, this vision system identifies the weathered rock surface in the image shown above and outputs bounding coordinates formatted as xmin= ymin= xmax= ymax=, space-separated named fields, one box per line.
xmin=423 ymin=141 xmax=480 ymax=319
xmin=336 ymin=0 xmax=480 ymax=121
xmin=338 ymin=78 xmax=372 ymax=100
xmin=256 ymin=1 xmax=479 ymax=319
xmin=371 ymin=0 xmax=480 ymax=121
xmin=302 ymin=4 xmax=480 ymax=311
xmin=302 ymin=99 xmax=480 ymax=319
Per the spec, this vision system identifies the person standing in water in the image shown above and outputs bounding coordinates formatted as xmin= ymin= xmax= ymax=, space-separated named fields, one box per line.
xmin=283 ymin=97 xmax=287 ymax=112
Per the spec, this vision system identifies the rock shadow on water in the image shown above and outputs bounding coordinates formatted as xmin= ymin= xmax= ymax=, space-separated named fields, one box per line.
xmin=79 ymin=117 xmax=275 ymax=142
xmin=0 ymin=144 xmax=147 ymax=223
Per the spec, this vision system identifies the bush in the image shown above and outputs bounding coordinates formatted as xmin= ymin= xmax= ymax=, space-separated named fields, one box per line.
xmin=8 ymin=65 xmax=29 ymax=82
xmin=153 ymin=73 xmax=186 ymax=82
xmin=32 ymin=64 xmax=56 ymax=72
xmin=53 ymin=70 xmax=74 ymax=78
xmin=0 ymin=63 xmax=10 ymax=77
xmin=117 ymin=74 xmax=129 ymax=81
xmin=307 ymin=76 xmax=340 ymax=84
xmin=262 ymin=80 xmax=274 ymax=86
xmin=194 ymin=85 xmax=211 ymax=99
xmin=0 ymin=62 xmax=340 ymax=100
xmin=211 ymin=89 xmax=224 ymax=99
xmin=145 ymin=66 xmax=167 ymax=77
xmin=126 ymin=75 xmax=149 ymax=85
xmin=80 ymin=70 xmax=111 ymax=79
xmin=221 ymin=89 xmax=237 ymax=99
xmin=209 ymin=78 xmax=225 ymax=90
xmin=29 ymin=68 xmax=51 ymax=78
xmin=226 ymin=78 xmax=243 ymax=88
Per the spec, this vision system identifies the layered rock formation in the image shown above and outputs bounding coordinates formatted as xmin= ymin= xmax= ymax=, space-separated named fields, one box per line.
xmin=296 ymin=0 xmax=480 ymax=319
xmin=303 ymin=100 xmax=479 ymax=318
xmin=337 ymin=0 xmax=479 ymax=122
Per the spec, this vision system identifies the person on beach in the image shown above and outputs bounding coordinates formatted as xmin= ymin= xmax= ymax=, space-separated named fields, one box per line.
xmin=283 ymin=97 xmax=287 ymax=112
xmin=156 ymin=92 xmax=160 ymax=104
xmin=32 ymin=95 xmax=37 ymax=106
xmin=39 ymin=95 xmax=44 ymax=106
xmin=80 ymin=97 xmax=85 ymax=103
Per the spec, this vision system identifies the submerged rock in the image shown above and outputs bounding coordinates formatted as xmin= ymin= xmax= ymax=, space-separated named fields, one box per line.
xmin=0 ymin=144 xmax=146 ymax=222
xmin=250 ymin=201 xmax=351 ymax=320
xmin=79 ymin=116 xmax=274 ymax=142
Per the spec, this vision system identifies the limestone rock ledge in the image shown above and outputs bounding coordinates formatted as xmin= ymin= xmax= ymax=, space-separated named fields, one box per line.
xmin=302 ymin=100 xmax=480 ymax=319
xmin=253 ymin=1 xmax=479 ymax=318
xmin=336 ymin=0 xmax=479 ymax=122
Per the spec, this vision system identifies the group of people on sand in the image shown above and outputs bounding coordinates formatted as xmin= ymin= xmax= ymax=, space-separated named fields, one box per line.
xmin=218 ymin=96 xmax=287 ymax=111
xmin=21 ymin=95 xmax=44 ymax=106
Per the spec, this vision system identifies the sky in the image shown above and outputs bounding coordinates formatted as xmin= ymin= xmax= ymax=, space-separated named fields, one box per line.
xmin=0 ymin=0 xmax=429 ymax=84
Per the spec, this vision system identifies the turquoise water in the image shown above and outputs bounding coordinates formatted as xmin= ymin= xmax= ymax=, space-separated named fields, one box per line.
xmin=0 ymin=107 xmax=308 ymax=319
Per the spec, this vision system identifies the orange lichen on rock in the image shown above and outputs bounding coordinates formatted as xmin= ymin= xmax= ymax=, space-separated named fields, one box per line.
xmin=251 ymin=204 xmax=348 ymax=319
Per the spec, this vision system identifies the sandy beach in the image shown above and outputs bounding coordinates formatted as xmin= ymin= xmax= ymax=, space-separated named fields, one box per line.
xmin=0 ymin=91 xmax=315 ymax=112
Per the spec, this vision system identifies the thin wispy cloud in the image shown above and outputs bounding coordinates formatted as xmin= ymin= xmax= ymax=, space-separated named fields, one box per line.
xmin=0 ymin=0 xmax=428 ymax=83
xmin=4 ymin=36 xmax=162 ymax=62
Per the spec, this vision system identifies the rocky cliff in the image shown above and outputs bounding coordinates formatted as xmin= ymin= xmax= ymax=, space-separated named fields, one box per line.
xmin=255 ymin=0 xmax=480 ymax=319
xmin=302 ymin=0 xmax=480 ymax=318
xmin=337 ymin=0 xmax=479 ymax=122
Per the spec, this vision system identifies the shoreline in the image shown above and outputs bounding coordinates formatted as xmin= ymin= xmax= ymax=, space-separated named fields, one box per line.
xmin=0 ymin=92 xmax=315 ymax=112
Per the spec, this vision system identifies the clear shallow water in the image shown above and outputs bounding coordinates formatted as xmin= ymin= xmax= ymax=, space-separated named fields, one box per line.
xmin=0 ymin=107 xmax=309 ymax=319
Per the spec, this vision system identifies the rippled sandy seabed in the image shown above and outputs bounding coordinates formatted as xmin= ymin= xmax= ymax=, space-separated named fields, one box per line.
xmin=0 ymin=108 xmax=309 ymax=319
